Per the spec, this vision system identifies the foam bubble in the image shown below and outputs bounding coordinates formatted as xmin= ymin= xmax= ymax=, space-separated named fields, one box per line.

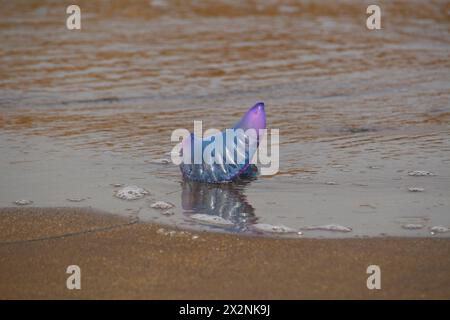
xmin=190 ymin=214 xmax=234 ymax=226
xmin=111 ymin=183 xmax=124 ymax=187
xmin=252 ymin=223 xmax=299 ymax=234
xmin=150 ymin=201 xmax=174 ymax=210
xmin=303 ymin=224 xmax=352 ymax=232
xmin=66 ymin=198 xmax=86 ymax=202
xmin=430 ymin=226 xmax=449 ymax=234
xmin=114 ymin=185 xmax=149 ymax=200
xmin=407 ymin=187 xmax=425 ymax=192
xmin=408 ymin=171 xmax=435 ymax=176
xmin=153 ymin=158 xmax=171 ymax=165
xmin=402 ymin=224 xmax=424 ymax=230
xmin=14 ymin=199 xmax=33 ymax=206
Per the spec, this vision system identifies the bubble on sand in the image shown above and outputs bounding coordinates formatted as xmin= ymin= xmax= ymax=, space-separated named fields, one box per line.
xmin=252 ymin=223 xmax=299 ymax=234
xmin=156 ymin=228 xmax=176 ymax=236
xmin=114 ymin=185 xmax=149 ymax=200
xmin=150 ymin=201 xmax=174 ymax=210
xmin=302 ymin=224 xmax=352 ymax=233
xmin=14 ymin=199 xmax=33 ymax=206
xmin=325 ymin=181 xmax=338 ymax=185
xmin=156 ymin=228 xmax=190 ymax=237
xmin=430 ymin=226 xmax=449 ymax=234
xmin=407 ymin=187 xmax=425 ymax=192
xmin=408 ymin=171 xmax=435 ymax=176
xmin=402 ymin=224 xmax=424 ymax=230
xmin=190 ymin=214 xmax=234 ymax=226
xmin=161 ymin=210 xmax=174 ymax=216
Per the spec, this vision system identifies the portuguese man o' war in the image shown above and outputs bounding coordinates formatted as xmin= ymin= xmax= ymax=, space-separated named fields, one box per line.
xmin=180 ymin=102 xmax=266 ymax=183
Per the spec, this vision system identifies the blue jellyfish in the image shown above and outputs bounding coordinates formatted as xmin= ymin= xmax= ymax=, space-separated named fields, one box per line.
xmin=180 ymin=102 xmax=266 ymax=183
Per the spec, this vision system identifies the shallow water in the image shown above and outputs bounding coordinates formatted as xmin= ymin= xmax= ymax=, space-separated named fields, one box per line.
xmin=1 ymin=0 xmax=449 ymax=237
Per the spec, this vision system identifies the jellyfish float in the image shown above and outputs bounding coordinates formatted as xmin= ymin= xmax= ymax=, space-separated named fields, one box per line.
xmin=180 ymin=102 xmax=266 ymax=183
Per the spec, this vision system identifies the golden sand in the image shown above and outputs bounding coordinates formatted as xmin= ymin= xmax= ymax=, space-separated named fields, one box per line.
xmin=0 ymin=207 xmax=449 ymax=299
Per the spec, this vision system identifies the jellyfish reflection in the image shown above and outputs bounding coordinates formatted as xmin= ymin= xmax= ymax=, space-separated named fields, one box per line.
xmin=181 ymin=180 xmax=256 ymax=232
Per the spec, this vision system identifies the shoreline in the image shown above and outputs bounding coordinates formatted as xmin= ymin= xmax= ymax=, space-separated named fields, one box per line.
xmin=1 ymin=207 xmax=449 ymax=299
xmin=2 ymin=132 xmax=449 ymax=239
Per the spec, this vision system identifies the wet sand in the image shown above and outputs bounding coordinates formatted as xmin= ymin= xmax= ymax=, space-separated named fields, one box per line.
xmin=0 ymin=207 xmax=449 ymax=299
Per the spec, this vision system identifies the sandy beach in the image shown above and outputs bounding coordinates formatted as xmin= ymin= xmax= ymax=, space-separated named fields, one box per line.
xmin=0 ymin=207 xmax=449 ymax=299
